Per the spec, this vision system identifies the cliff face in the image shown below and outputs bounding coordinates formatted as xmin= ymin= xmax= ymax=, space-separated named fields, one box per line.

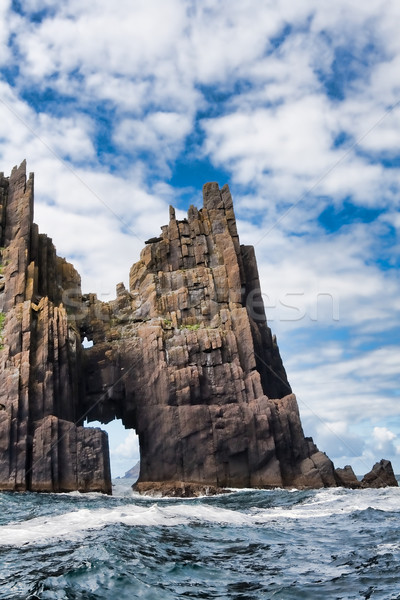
xmin=0 ymin=162 xmax=111 ymax=493
xmin=80 ymin=181 xmax=337 ymax=492
xmin=0 ymin=162 xmax=397 ymax=494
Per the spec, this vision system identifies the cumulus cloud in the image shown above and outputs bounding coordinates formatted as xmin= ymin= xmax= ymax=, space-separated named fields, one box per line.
xmin=238 ymin=214 xmax=400 ymax=341
xmin=113 ymin=112 xmax=193 ymax=173
xmin=5 ymin=0 xmax=400 ymax=202
xmin=112 ymin=429 xmax=140 ymax=461
xmin=0 ymin=1 xmax=11 ymax=65
xmin=202 ymin=95 xmax=337 ymax=188
xmin=371 ymin=427 xmax=397 ymax=455
xmin=295 ymin=346 xmax=399 ymax=420
xmin=0 ymin=81 xmax=95 ymax=167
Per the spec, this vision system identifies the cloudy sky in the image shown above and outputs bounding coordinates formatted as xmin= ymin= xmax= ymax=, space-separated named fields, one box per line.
xmin=1 ymin=0 xmax=399 ymax=477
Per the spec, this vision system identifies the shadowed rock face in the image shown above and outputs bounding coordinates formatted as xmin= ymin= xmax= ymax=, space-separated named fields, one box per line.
xmin=0 ymin=163 xmax=397 ymax=495
xmin=0 ymin=162 xmax=111 ymax=493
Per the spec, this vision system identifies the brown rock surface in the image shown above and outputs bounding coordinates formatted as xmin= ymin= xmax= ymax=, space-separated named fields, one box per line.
xmin=0 ymin=163 xmax=397 ymax=495
xmin=335 ymin=465 xmax=361 ymax=489
xmin=0 ymin=162 xmax=111 ymax=493
xmin=134 ymin=481 xmax=227 ymax=497
xmin=360 ymin=459 xmax=398 ymax=488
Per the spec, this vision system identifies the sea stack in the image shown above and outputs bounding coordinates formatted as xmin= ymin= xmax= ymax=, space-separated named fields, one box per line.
xmin=0 ymin=161 xmax=111 ymax=493
xmin=0 ymin=162 xmax=397 ymax=494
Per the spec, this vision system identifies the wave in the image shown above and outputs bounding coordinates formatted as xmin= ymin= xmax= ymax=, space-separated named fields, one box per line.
xmin=0 ymin=486 xmax=399 ymax=548
xmin=0 ymin=504 xmax=253 ymax=546
xmin=250 ymin=486 xmax=400 ymax=521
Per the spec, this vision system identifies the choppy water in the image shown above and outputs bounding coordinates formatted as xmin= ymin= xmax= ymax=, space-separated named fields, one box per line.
xmin=0 ymin=481 xmax=399 ymax=599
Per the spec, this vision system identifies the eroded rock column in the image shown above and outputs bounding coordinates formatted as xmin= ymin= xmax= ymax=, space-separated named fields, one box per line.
xmin=0 ymin=162 xmax=111 ymax=493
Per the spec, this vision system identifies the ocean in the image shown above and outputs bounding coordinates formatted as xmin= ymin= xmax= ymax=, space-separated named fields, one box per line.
xmin=0 ymin=481 xmax=399 ymax=599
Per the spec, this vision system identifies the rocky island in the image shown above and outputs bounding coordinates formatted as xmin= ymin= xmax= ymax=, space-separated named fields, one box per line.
xmin=0 ymin=162 xmax=397 ymax=495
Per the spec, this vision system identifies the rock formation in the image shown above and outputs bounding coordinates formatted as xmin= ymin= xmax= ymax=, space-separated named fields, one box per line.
xmin=335 ymin=460 xmax=398 ymax=489
xmin=0 ymin=162 xmax=397 ymax=494
xmin=0 ymin=162 xmax=111 ymax=493
xmin=360 ymin=459 xmax=398 ymax=488
xmin=334 ymin=465 xmax=361 ymax=489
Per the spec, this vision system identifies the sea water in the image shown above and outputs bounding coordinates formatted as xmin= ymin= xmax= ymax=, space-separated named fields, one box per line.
xmin=0 ymin=481 xmax=399 ymax=599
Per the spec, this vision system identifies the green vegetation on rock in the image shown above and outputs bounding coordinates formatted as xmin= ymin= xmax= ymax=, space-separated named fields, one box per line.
xmin=0 ymin=312 xmax=5 ymax=350
xmin=180 ymin=323 xmax=201 ymax=331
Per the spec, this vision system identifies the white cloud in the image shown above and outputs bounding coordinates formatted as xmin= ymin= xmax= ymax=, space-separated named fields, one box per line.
xmin=5 ymin=0 xmax=400 ymax=211
xmin=37 ymin=114 xmax=95 ymax=162
xmin=0 ymin=80 xmax=178 ymax=291
xmin=112 ymin=429 xmax=140 ymax=460
xmin=15 ymin=0 xmax=186 ymax=80
xmin=0 ymin=0 xmax=11 ymax=66
xmin=371 ymin=426 xmax=397 ymax=455
xmin=284 ymin=342 xmax=399 ymax=474
xmin=202 ymin=88 xmax=400 ymax=210
xmin=113 ymin=112 xmax=193 ymax=172
xmin=203 ymin=95 xmax=337 ymax=184
xmin=182 ymin=1 xmax=286 ymax=85
xmin=237 ymin=214 xmax=400 ymax=343
xmin=0 ymin=81 xmax=96 ymax=166
xmin=31 ymin=164 xmax=177 ymax=292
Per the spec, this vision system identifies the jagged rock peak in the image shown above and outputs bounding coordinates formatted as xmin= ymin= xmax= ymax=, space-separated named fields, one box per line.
xmin=361 ymin=459 xmax=398 ymax=488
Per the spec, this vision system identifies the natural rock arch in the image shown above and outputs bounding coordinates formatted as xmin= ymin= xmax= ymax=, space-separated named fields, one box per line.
xmin=78 ymin=181 xmax=325 ymax=493
xmin=0 ymin=162 xmax=397 ymax=494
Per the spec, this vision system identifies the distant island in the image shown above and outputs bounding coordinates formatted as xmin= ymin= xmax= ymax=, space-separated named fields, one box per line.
xmin=118 ymin=462 xmax=140 ymax=481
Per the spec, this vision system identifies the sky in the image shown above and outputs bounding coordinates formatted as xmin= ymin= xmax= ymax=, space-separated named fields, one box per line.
xmin=0 ymin=0 xmax=399 ymax=477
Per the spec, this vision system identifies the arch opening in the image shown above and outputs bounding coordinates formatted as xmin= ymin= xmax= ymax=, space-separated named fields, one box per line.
xmin=84 ymin=418 xmax=140 ymax=480
xmin=82 ymin=336 xmax=94 ymax=348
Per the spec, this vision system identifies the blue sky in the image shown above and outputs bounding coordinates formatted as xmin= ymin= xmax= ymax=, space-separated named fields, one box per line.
xmin=0 ymin=0 xmax=399 ymax=477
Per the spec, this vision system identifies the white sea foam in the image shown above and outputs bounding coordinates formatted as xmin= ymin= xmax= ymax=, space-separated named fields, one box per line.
xmin=251 ymin=487 xmax=400 ymax=522
xmin=377 ymin=542 xmax=400 ymax=555
xmin=0 ymin=503 xmax=252 ymax=547
xmin=1 ymin=487 xmax=399 ymax=547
